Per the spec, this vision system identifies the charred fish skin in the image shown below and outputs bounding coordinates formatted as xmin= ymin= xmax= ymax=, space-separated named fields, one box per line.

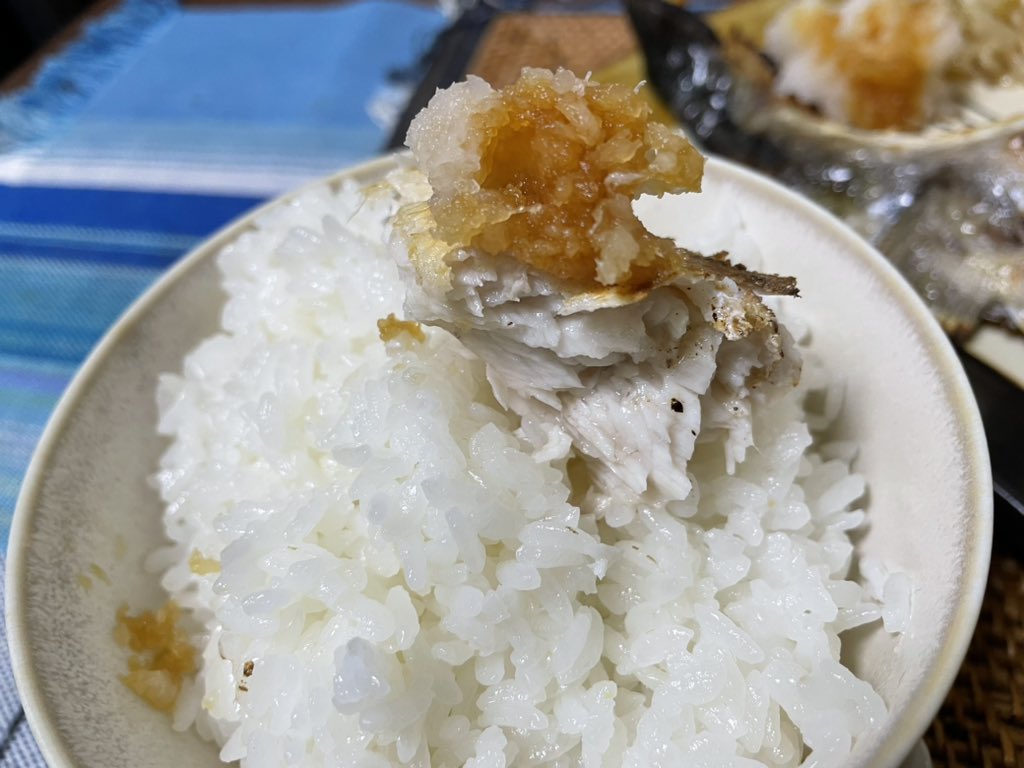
xmin=877 ymin=151 xmax=1024 ymax=337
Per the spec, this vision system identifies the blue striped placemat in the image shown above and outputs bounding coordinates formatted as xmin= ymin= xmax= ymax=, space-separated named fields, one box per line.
xmin=0 ymin=185 xmax=263 ymax=545
xmin=0 ymin=1 xmax=447 ymax=762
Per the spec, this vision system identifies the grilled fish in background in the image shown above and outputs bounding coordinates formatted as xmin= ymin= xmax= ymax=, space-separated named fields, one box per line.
xmin=627 ymin=0 xmax=1024 ymax=338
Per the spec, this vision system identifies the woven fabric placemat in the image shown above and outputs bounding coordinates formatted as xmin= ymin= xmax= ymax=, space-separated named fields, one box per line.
xmin=465 ymin=13 xmax=1021 ymax=765
xmin=925 ymin=555 xmax=1024 ymax=767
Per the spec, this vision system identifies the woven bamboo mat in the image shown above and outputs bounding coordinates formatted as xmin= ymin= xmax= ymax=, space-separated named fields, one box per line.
xmin=925 ymin=555 xmax=1024 ymax=767
xmin=466 ymin=13 xmax=1022 ymax=765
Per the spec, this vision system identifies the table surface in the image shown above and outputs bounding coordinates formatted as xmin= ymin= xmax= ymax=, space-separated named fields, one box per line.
xmin=0 ymin=3 xmax=1021 ymax=768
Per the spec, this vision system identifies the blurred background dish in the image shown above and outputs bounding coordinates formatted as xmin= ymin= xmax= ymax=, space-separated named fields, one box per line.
xmin=625 ymin=0 xmax=1024 ymax=342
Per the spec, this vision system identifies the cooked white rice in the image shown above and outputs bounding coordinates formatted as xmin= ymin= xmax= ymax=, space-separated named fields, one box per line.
xmin=152 ymin=172 xmax=893 ymax=768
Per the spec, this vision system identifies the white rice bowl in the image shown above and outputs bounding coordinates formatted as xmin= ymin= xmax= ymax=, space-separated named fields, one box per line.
xmin=4 ymin=153 xmax=987 ymax=768
xmin=152 ymin=165 xmax=902 ymax=768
